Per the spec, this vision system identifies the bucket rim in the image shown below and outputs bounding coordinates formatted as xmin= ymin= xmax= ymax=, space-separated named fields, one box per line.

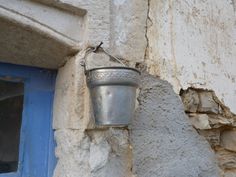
xmin=85 ymin=66 xmax=141 ymax=75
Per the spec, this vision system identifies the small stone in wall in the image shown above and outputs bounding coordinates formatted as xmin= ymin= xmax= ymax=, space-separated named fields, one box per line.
xmin=216 ymin=148 xmax=236 ymax=170
xmin=198 ymin=129 xmax=221 ymax=148
xmin=198 ymin=91 xmax=219 ymax=114
xmin=188 ymin=113 xmax=211 ymax=130
xmin=208 ymin=114 xmax=233 ymax=128
xmin=220 ymin=129 xmax=236 ymax=152
xmin=180 ymin=88 xmax=199 ymax=112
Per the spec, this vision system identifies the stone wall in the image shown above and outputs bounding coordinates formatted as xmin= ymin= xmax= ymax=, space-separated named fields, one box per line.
xmin=180 ymin=88 xmax=236 ymax=176
xmin=0 ymin=0 xmax=234 ymax=177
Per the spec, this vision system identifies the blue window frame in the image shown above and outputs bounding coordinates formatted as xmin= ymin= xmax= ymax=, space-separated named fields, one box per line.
xmin=0 ymin=62 xmax=56 ymax=177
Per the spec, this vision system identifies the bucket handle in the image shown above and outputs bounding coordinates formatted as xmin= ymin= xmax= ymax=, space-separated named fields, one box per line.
xmin=80 ymin=42 xmax=126 ymax=73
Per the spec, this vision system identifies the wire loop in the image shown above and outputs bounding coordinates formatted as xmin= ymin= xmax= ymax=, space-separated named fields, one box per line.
xmin=80 ymin=42 xmax=127 ymax=73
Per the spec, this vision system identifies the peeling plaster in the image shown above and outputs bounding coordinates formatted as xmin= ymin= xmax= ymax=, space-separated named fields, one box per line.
xmin=147 ymin=0 xmax=236 ymax=113
xmin=180 ymin=87 xmax=236 ymax=176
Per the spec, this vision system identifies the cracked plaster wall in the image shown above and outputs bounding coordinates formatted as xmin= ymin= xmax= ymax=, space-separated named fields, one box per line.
xmin=146 ymin=0 xmax=236 ymax=113
xmin=146 ymin=0 xmax=236 ymax=176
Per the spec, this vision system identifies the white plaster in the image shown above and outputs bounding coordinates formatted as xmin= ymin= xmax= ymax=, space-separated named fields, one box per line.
xmin=147 ymin=0 xmax=236 ymax=113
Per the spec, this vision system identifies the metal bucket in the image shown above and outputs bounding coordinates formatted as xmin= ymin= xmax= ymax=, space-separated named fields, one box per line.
xmin=86 ymin=67 xmax=140 ymax=126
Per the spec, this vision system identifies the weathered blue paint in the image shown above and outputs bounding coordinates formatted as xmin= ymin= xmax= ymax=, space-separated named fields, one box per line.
xmin=0 ymin=62 xmax=57 ymax=177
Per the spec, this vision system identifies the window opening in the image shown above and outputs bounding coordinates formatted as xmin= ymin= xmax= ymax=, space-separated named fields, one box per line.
xmin=0 ymin=80 xmax=24 ymax=173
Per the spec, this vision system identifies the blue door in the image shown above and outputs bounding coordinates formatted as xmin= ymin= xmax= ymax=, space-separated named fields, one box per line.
xmin=0 ymin=62 xmax=56 ymax=177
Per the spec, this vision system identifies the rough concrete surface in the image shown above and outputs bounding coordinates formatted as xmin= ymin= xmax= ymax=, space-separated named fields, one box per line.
xmin=131 ymin=73 xmax=220 ymax=177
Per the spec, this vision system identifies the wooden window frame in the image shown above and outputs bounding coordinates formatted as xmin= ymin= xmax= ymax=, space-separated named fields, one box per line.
xmin=0 ymin=62 xmax=56 ymax=177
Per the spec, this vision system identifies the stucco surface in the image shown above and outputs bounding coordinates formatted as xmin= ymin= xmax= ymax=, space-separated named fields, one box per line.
xmin=147 ymin=0 xmax=236 ymax=113
xmin=131 ymin=73 xmax=220 ymax=177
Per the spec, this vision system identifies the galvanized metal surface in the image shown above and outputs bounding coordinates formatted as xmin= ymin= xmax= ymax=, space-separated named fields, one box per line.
xmin=86 ymin=67 xmax=140 ymax=126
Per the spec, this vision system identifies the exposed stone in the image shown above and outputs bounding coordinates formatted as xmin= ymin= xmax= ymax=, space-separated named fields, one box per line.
xmin=216 ymin=148 xmax=236 ymax=170
xmin=131 ymin=73 xmax=220 ymax=177
xmin=181 ymin=89 xmax=236 ymax=175
xmin=54 ymin=128 xmax=132 ymax=177
xmin=180 ymin=89 xmax=199 ymax=113
xmin=198 ymin=129 xmax=221 ymax=148
xmin=198 ymin=91 xmax=219 ymax=114
xmin=220 ymin=130 xmax=236 ymax=152
xmin=208 ymin=114 xmax=234 ymax=129
xmin=188 ymin=113 xmax=211 ymax=130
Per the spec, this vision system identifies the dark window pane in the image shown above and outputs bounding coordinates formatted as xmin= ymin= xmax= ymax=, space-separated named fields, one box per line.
xmin=0 ymin=80 xmax=24 ymax=173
